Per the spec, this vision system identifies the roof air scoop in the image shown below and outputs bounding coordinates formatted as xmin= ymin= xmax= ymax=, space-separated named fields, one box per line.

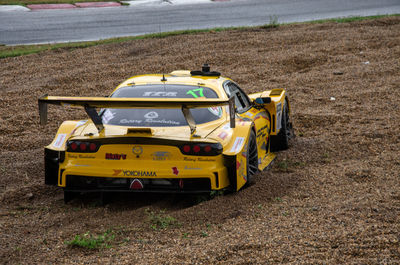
xmin=190 ymin=63 xmax=221 ymax=77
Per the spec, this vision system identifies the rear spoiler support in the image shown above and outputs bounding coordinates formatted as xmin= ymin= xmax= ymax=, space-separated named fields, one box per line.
xmin=84 ymin=106 xmax=104 ymax=132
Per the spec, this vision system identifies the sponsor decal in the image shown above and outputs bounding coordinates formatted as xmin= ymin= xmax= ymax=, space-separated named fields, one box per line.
xmin=144 ymin=111 xmax=159 ymax=119
xmin=258 ymin=158 xmax=262 ymax=165
xmin=74 ymin=164 xmax=90 ymax=167
xmin=102 ymin=109 xmax=115 ymax=123
xmin=276 ymin=103 xmax=282 ymax=131
xmin=208 ymin=106 xmax=223 ymax=118
xmin=236 ymin=161 xmax=241 ymax=169
xmin=184 ymin=166 xmax=202 ymax=170
xmin=151 ymin=151 xmax=171 ymax=161
xmin=53 ymin=133 xmax=67 ymax=148
xmin=78 ymin=155 xmax=96 ymax=159
xmin=230 ymin=137 xmax=245 ymax=153
xmin=132 ymin=146 xmax=143 ymax=156
xmin=67 ymin=154 xmax=96 ymax=159
xmin=128 ymin=111 xmax=180 ymax=125
xmin=197 ymin=158 xmax=216 ymax=162
xmin=106 ymin=153 xmax=127 ymax=160
xmin=172 ymin=167 xmax=179 ymax=176
xmin=143 ymin=91 xmax=178 ymax=97
xmin=183 ymin=157 xmax=216 ymax=162
xmin=120 ymin=119 xmax=142 ymax=124
xmin=218 ymin=131 xmax=228 ymax=140
xmin=113 ymin=169 xmax=122 ymax=176
xmin=113 ymin=169 xmax=157 ymax=177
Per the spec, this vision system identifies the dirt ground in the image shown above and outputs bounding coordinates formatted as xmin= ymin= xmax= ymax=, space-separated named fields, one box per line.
xmin=1 ymin=17 xmax=399 ymax=264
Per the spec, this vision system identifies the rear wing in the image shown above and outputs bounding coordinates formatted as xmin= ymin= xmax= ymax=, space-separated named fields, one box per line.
xmin=38 ymin=95 xmax=236 ymax=135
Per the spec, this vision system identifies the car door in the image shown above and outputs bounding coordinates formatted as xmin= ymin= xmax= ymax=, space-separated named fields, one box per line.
xmin=223 ymin=81 xmax=271 ymax=166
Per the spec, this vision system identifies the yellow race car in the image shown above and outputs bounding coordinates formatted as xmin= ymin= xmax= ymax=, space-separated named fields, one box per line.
xmin=39 ymin=64 xmax=293 ymax=202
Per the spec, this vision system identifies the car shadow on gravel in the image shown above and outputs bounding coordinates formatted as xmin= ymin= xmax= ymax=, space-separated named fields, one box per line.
xmin=66 ymin=191 xmax=210 ymax=210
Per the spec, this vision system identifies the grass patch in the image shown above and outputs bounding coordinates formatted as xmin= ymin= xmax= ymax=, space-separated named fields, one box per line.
xmin=65 ymin=230 xmax=115 ymax=249
xmin=261 ymin=14 xmax=279 ymax=29
xmin=275 ymin=159 xmax=306 ymax=172
xmin=1 ymin=14 xmax=398 ymax=59
xmin=305 ymin=14 xmax=400 ymax=24
xmin=0 ymin=27 xmax=246 ymax=59
xmin=145 ymin=208 xmax=179 ymax=230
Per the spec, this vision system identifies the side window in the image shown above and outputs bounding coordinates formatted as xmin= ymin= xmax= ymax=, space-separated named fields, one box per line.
xmin=224 ymin=82 xmax=251 ymax=113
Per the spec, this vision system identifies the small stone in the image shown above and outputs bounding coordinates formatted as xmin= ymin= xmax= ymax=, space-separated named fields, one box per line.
xmin=330 ymin=97 xmax=336 ymax=101
xmin=26 ymin=193 xmax=34 ymax=199
xmin=333 ymin=71 xmax=343 ymax=75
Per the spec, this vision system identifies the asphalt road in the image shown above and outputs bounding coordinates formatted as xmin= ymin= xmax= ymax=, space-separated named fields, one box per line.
xmin=1 ymin=0 xmax=400 ymax=45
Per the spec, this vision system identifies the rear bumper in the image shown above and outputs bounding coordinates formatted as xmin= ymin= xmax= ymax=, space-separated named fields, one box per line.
xmin=64 ymin=175 xmax=212 ymax=193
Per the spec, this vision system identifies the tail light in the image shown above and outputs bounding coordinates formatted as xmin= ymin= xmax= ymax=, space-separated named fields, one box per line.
xmin=180 ymin=143 xmax=222 ymax=156
xmin=67 ymin=141 xmax=101 ymax=153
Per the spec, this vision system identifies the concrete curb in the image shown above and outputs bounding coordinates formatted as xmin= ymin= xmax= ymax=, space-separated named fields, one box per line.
xmin=27 ymin=3 xmax=76 ymax=9
xmin=75 ymin=1 xmax=121 ymax=8
xmin=0 ymin=0 xmax=228 ymax=11
xmin=0 ymin=5 xmax=30 ymax=11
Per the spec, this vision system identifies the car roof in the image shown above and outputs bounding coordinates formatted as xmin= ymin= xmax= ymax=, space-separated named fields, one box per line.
xmin=113 ymin=70 xmax=232 ymax=99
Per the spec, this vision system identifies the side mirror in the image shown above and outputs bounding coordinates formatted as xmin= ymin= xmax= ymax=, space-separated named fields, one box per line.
xmin=254 ymin=97 xmax=271 ymax=104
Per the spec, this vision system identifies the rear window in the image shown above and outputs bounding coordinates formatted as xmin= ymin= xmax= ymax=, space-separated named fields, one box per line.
xmin=101 ymin=84 xmax=223 ymax=127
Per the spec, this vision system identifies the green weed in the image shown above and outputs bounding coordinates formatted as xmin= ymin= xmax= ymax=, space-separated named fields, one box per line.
xmin=65 ymin=230 xmax=115 ymax=249
xmin=145 ymin=209 xmax=178 ymax=230
xmin=261 ymin=15 xmax=279 ymax=29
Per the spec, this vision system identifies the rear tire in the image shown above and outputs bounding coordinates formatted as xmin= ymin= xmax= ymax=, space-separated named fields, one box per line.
xmin=271 ymin=99 xmax=293 ymax=151
xmin=246 ymin=130 xmax=259 ymax=185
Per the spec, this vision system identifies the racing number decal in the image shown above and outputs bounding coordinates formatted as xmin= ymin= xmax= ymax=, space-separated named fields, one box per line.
xmin=186 ymin=88 xmax=204 ymax=98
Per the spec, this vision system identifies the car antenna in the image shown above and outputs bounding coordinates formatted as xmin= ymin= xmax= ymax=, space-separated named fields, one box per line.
xmin=161 ymin=74 xmax=167 ymax=82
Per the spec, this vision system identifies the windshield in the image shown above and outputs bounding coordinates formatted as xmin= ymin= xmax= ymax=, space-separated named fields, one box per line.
xmin=101 ymin=84 xmax=223 ymax=127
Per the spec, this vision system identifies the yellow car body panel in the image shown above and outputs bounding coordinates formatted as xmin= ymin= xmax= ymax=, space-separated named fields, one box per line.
xmin=40 ymin=67 xmax=292 ymax=197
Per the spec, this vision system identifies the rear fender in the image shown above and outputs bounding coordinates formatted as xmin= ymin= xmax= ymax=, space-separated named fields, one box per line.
xmin=46 ymin=120 xmax=87 ymax=151
xmin=223 ymin=119 xmax=253 ymax=191
xmin=44 ymin=120 xmax=87 ymax=186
